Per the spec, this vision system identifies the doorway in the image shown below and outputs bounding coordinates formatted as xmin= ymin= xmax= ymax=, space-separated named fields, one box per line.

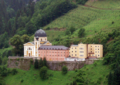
xmin=29 ymin=53 xmax=30 ymax=57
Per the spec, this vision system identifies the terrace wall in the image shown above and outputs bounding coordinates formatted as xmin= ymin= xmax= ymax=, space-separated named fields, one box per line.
xmin=7 ymin=57 xmax=94 ymax=71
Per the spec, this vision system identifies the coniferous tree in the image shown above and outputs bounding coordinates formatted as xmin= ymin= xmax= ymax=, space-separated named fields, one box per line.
xmin=0 ymin=58 xmax=2 ymax=65
xmin=108 ymin=72 xmax=113 ymax=85
xmin=43 ymin=57 xmax=47 ymax=67
xmin=39 ymin=58 xmax=43 ymax=69
xmin=34 ymin=59 xmax=39 ymax=69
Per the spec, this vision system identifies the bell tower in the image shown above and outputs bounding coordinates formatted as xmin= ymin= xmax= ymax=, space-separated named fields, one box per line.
xmin=34 ymin=29 xmax=47 ymax=57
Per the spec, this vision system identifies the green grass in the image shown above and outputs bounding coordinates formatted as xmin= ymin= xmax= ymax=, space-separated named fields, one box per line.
xmin=5 ymin=60 xmax=110 ymax=85
xmin=43 ymin=0 xmax=120 ymax=40
xmin=86 ymin=0 xmax=120 ymax=9
xmin=46 ymin=30 xmax=64 ymax=43
xmin=80 ymin=60 xmax=110 ymax=85
xmin=5 ymin=66 xmax=76 ymax=85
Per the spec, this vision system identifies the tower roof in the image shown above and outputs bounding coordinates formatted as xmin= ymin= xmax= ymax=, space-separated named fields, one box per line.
xmin=35 ymin=29 xmax=47 ymax=37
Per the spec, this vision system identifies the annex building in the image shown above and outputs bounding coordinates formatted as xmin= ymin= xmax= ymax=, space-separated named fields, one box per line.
xmin=24 ymin=29 xmax=103 ymax=61
xmin=68 ymin=43 xmax=103 ymax=61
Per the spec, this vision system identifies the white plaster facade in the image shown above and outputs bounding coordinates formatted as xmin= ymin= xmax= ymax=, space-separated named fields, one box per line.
xmin=24 ymin=29 xmax=52 ymax=57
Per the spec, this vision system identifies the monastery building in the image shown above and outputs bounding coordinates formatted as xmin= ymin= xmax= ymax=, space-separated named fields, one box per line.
xmin=24 ymin=29 xmax=103 ymax=61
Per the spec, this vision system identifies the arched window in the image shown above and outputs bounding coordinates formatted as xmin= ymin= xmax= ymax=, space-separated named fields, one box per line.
xmin=28 ymin=47 xmax=32 ymax=50
xmin=41 ymin=39 xmax=42 ymax=41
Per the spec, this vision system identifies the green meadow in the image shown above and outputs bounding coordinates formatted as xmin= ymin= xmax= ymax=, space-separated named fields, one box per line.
xmin=5 ymin=66 xmax=77 ymax=85
xmin=5 ymin=60 xmax=110 ymax=85
xmin=43 ymin=0 xmax=120 ymax=40
xmin=86 ymin=0 xmax=120 ymax=9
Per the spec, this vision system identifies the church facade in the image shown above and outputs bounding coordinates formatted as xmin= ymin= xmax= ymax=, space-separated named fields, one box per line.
xmin=24 ymin=29 xmax=52 ymax=57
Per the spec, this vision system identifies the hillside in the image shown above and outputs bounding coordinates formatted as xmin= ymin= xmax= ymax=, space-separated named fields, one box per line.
xmin=44 ymin=1 xmax=120 ymax=41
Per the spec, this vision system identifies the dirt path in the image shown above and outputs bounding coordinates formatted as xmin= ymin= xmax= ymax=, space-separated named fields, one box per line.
xmin=84 ymin=5 xmax=120 ymax=10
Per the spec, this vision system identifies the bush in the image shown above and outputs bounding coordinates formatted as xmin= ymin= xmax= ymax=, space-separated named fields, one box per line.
xmin=62 ymin=66 xmax=68 ymax=75
xmin=40 ymin=66 xmax=48 ymax=80
xmin=30 ymin=59 xmax=33 ymax=65
xmin=17 ymin=58 xmax=19 ymax=61
xmin=75 ymin=69 xmax=78 ymax=72
xmin=46 ymin=27 xmax=50 ymax=30
xmin=76 ymin=0 xmax=88 ymax=5
xmin=21 ymin=79 xmax=24 ymax=83
xmin=78 ymin=28 xmax=85 ymax=38
xmin=12 ymin=69 xmax=18 ymax=75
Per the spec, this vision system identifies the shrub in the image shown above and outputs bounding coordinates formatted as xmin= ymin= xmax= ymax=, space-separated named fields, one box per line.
xmin=78 ymin=28 xmax=85 ymax=38
xmin=46 ymin=27 xmax=50 ymax=30
xmin=40 ymin=66 xmax=48 ymax=80
xmin=21 ymin=79 xmax=24 ymax=83
xmin=12 ymin=69 xmax=18 ymax=75
xmin=76 ymin=0 xmax=88 ymax=5
xmin=93 ymin=62 xmax=97 ymax=67
xmin=30 ymin=59 xmax=33 ymax=65
xmin=75 ymin=69 xmax=78 ymax=72
xmin=17 ymin=58 xmax=19 ymax=61
xmin=62 ymin=66 xmax=68 ymax=75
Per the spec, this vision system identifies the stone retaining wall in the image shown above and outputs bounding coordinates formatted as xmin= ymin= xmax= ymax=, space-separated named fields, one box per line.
xmin=7 ymin=57 xmax=95 ymax=71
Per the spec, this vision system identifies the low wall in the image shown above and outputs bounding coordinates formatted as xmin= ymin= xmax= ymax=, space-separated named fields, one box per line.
xmin=7 ymin=57 xmax=94 ymax=71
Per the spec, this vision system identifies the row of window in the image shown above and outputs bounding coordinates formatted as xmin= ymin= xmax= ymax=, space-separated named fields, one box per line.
xmin=91 ymin=54 xmax=100 ymax=56
xmin=71 ymin=51 xmax=84 ymax=53
xmin=71 ymin=54 xmax=84 ymax=57
xmin=91 ymin=46 xmax=99 ymax=47
xmin=72 ymin=48 xmax=84 ymax=49
xmin=39 ymin=52 xmax=68 ymax=53
xmin=40 ymin=55 xmax=66 ymax=56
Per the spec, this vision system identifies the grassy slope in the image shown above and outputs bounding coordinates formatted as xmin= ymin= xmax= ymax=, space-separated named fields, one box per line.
xmin=5 ymin=66 xmax=76 ymax=85
xmin=43 ymin=0 xmax=120 ymax=40
xmin=81 ymin=60 xmax=110 ymax=85
xmin=5 ymin=60 xmax=110 ymax=85
xmin=86 ymin=0 xmax=120 ymax=9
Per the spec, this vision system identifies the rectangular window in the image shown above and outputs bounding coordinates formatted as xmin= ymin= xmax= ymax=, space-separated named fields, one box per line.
xmin=80 ymin=51 xmax=84 ymax=53
xmin=80 ymin=48 xmax=83 ymax=50
xmin=80 ymin=55 xmax=84 ymax=57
